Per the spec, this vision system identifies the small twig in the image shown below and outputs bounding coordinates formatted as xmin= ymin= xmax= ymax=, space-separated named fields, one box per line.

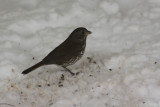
xmin=0 ymin=103 xmax=14 ymax=106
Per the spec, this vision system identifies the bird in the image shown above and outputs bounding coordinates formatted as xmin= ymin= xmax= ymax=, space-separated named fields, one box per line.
xmin=22 ymin=27 xmax=92 ymax=75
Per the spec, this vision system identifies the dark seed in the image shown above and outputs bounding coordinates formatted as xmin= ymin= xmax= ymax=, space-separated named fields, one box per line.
xmin=60 ymin=74 xmax=65 ymax=81
xmin=58 ymin=84 xmax=63 ymax=87
xmin=109 ymin=69 xmax=112 ymax=71
xmin=49 ymin=103 xmax=53 ymax=106
xmin=37 ymin=85 xmax=41 ymax=87
xmin=93 ymin=61 xmax=96 ymax=64
xmin=75 ymin=72 xmax=80 ymax=75
xmin=87 ymin=57 xmax=92 ymax=63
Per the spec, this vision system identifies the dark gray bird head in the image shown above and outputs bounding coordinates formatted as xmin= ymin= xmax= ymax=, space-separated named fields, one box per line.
xmin=68 ymin=27 xmax=92 ymax=42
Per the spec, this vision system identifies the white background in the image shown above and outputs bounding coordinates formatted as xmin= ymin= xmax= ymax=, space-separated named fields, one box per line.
xmin=0 ymin=0 xmax=160 ymax=106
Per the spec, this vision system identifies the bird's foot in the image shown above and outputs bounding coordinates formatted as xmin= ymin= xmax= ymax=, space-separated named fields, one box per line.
xmin=62 ymin=66 xmax=79 ymax=76
xmin=75 ymin=72 xmax=80 ymax=75
xmin=70 ymin=72 xmax=79 ymax=76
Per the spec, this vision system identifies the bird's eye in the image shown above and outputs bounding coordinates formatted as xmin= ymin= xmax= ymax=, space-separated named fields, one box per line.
xmin=82 ymin=31 xmax=85 ymax=35
xmin=77 ymin=35 xmax=83 ymax=39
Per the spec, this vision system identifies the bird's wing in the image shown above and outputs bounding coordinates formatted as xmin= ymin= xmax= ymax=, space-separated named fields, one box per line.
xmin=42 ymin=40 xmax=73 ymax=65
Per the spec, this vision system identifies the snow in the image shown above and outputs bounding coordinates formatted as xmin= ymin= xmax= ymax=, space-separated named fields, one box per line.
xmin=0 ymin=0 xmax=160 ymax=107
xmin=100 ymin=1 xmax=119 ymax=15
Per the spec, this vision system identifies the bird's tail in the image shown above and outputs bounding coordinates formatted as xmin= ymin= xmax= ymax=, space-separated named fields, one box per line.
xmin=22 ymin=61 xmax=44 ymax=75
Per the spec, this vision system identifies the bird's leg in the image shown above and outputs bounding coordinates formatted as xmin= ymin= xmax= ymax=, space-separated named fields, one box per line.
xmin=62 ymin=66 xmax=75 ymax=75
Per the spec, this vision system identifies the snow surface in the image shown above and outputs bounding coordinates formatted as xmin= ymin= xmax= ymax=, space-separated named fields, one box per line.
xmin=0 ymin=0 xmax=160 ymax=107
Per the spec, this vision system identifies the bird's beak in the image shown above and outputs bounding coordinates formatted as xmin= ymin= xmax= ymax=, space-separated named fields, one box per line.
xmin=87 ymin=30 xmax=92 ymax=35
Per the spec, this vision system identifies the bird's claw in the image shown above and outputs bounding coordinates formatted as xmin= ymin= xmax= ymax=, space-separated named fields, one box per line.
xmin=71 ymin=72 xmax=80 ymax=76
